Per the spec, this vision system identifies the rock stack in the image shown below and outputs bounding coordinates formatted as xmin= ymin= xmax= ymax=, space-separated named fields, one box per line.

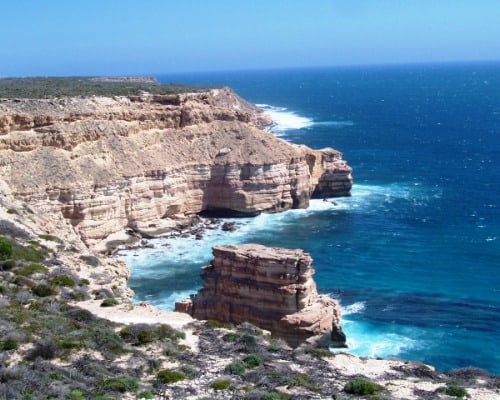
xmin=175 ymin=244 xmax=346 ymax=348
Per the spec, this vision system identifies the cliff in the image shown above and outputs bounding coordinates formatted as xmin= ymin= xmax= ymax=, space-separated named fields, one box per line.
xmin=176 ymin=244 xmax=346 ymax=348
xmin=0 ymin=87 xmax=352 ymax=250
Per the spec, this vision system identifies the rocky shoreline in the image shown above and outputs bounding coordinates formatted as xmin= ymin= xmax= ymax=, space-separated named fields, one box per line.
xmin=0 ymin=82 xmax=498 ymax=398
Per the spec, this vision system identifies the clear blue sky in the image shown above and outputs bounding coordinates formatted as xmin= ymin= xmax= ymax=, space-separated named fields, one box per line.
xmin=2 ymin=0 xmax=500 ymax=76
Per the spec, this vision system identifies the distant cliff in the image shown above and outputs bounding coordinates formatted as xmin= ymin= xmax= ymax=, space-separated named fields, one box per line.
xmin=0 ymin=87 xmax=352 ymax=251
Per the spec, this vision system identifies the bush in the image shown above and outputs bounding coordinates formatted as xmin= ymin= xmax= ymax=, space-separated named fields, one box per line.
xmin=225 ymin=360 xmax=246 ymax=375
xmin=1 ymin=259 xmax=16 ymax=270
xmin=97 ymin=376 xmax=139 ymax=393
xmin=437 ymin=381 xmax=470 ymax=398
xmin=0 ymin=338 xmax=19 ymax=351
xmin=15 ymin=263 xmax=48 ymax=276
xmin=261 ymin=393 xmax=281 ymax=400
xmin=32 ymin=284 xmax=57 ymax=297
xmin=119 ymin=324 xmax=158 ymax=345
xmin=100 ymin=298 xmax=118 ymax=307
xmin=0 ymin=237 xmax=13 ymax=260
xmin=49 ymin=275 xmax=76 ymax=287
xmin=344 ymin=378 xmax=384 ymax=395
xmin=223 ymin=332 xmax=241 ymax=342
xmin=79 ymin=255 xmax=99 ymax=267
xmin=26 ymin=339 xmax=57 ymax=360
xmin=156 ymin=369 xmax=186 ymax=384
xmin=243 ymin=353 xmax=262 ymax=368
xmin=38 ymin=234 xmax=63 ymax=243
xmin=210 ymin=379 xmax=231 ymax=391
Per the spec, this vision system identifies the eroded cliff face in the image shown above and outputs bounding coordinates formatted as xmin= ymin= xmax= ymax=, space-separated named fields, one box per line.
xmin=176 ymin=244 xmax=346 ymax=348
xmin=0 ymin=88 xmax=352 ymax=249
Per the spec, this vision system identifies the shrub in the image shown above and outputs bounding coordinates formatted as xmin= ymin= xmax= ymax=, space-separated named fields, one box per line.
xmin=100 ymin=298 xmax=118 ymax=307
xmin=67 ymin=390 xmax=85 ymax=400
xmin=79 ymin=255 xmax=100 ymax=267
xmin=32 ymin=284 xmax=57 ymax=297
xmin=0 ymin=237 xmax=13 ymax=260
xmin=26 ymin=339 xmax=57 ymax=360
xmin=49 ymin=275 xmax=76 ymax=287
xmin=223 ymin=332 xmax=241 ymax=342
xmin=156 ymin=369 xmax=186 ymax=384
xmin=97 ymin=376 xmax=139 ymax=393
xmin=38 ymin=234 xmax=63 ymax=243
xmin=437 ymin=381 xmax=470 ymax=398
xmin=119 ymin=324 xmax=157 ymax=345
xmin=15 ymin=263 xmax=48 ymax=276
xmin=310 ymin=348 xmax=335 ymax=358
xmin=261 ymin=393 xmax=281 ymax=400
xmin=210 ymin=379 xmax=231 ymax=391
xmin=243 ymin=353 xmax=262 ymax=368
xmin=1 ymin=259 xmax=16 ymax=270
xmin=137 ymin=390 xmax=154 ymax=399
xmin=225 ymin=360 xmax=246 ymax=375
xmin=1 ymin=338 xmax=19 ymax=351
xmin=344 ymin=378 xmax=384 ymax=395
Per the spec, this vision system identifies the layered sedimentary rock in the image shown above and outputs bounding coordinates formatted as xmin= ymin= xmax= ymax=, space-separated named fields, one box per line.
xmin=0 ymin=88 xmax=352 ymax=249
xmin=176 ymin=244 xmax=346 ymax=348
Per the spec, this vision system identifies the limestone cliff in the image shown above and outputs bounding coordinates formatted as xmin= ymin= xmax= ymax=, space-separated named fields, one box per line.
xmin=176 ymin=244 xmax=346 ymax=348
xmin=0 ymin=88 xmax=352 ymax=250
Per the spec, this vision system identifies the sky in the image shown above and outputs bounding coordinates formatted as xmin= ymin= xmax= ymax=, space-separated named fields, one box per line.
xmin=1 ymin=0 xmax=500 ymax=77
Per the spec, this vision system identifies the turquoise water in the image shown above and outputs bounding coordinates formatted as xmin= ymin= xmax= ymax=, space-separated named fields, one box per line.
xmin=122 ymin=63 xmax=500 ymax=373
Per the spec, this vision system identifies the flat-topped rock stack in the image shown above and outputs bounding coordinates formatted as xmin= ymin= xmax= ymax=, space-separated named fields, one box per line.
xmin=176 ymin=244 xmax=346 ymax=348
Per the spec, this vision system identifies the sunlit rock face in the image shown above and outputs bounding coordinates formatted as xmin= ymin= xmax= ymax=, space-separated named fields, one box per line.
xmin=177 ymin=244 xmax=346 ymax=348
xmin=0 ymin=88 xmax=351 ymax=249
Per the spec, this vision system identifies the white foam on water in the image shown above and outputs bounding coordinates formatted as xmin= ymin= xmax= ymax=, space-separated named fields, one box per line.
xmin=342 ymin=301 xmax=366 ymax=316
xmin=256 ymin=104 xmax=354 ymax=137
xmin=337 ymin=318 xmax=421 ymax=359
xmin=257 ymin=104 xmax=314 ymax=134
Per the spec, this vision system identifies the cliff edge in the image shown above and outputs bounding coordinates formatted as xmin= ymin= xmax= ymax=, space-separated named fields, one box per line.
xmin=0 ymin=87 xmax=352 ymax=251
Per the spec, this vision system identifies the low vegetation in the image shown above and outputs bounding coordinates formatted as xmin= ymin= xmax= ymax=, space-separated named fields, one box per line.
xmin=0 ymin=231 xmax=497 ymax=399
xmin=0 ymin=77 xmax=215 ymax=98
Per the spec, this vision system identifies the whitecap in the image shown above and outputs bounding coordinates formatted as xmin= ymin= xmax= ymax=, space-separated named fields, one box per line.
xmin=257 ymin=104 xmax=314 ymax=134
xmin=337 ymin=319 xmax=422 ymax=359
xmin=342 ymin=301 xmax=366 ymax=315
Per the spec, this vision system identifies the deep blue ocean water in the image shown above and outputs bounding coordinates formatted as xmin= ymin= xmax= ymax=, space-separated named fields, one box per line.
xmin=121 ymin=63 xmax=499 ymax=374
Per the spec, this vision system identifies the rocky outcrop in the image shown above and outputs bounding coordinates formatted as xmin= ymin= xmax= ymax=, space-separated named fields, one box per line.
xmin=176 ymin=244 xmax=346 ymax=348
xmin=0 ymin=88 xmax=352 ymax=249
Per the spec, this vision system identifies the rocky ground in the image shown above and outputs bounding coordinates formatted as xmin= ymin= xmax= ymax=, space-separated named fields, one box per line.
xmin=1 ymin=194 xmax=499 ymax=400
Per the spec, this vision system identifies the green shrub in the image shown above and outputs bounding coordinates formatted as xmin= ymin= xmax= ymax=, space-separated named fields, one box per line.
xmin=344 ymin=378 xmax=384 ymax=395
xmin=310 ymin=348 xmax=335 ymax=358
xmin=180 ymin=365 xmax=196 ymax=377
xmin=0 ymin=237 xmax=13 ymax=260
xmin=1 ymin=259 xmax=16 ymax=270
xmin=6 ymin=208 xmax=18 ymax=214
xmin=12 ymin=243 xmax=47 ymax=262
xmin=15 ymin=263 xmax=48 ymax=276
xmin=57 ymin=339 xmax=82 ymax=351
xmin=119 ymin=324 xmax=158 ymax=345
xmin=32 ymin=284 xmax=57 ymax=297
xmin=97 ymin=376 xmax=139 ymax=393
xmin=261 ymin=393 xmax=281 ymax=400
xmin=0 ymin=338 xmax=19 ymax=351
xmin=67 ymin=390 xmax=85 ymax=400
xmin=210 ymin=379 xmax=231 ymax=391
xmin=156 ymin=369 xmax=186 ymax=384
xmin=437 ymin=381 xmax=470 ymax=398
xmin=79 ymin=278 xmax=90 ymax=286
xmin=206 ymin=319 xmax=228 ymax=328
xmin=26 ymin=339 xmax=57 ymax=360
xmin=100 ymin=298 xmax=118 ymax=307
xmin=225 ymin=360 xmax=246 ymax=375
xmin=223 ymin=332 xmax=241 ymax=342
xmin=243 ymin=353 xmax=262 ymax=368
xmin=79 ymin=255 xmax=100 ymax=267
xmin=38 ymin=234 xmax=63 ymax=243
xmin=137 ymin=390 xmax=154 ymax=399
xmin=49 ymin=275 xmax=76 ymax=287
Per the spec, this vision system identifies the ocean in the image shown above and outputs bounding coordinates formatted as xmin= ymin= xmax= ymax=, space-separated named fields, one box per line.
xmin=119 ymin=62 xmax=500 ymax=374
